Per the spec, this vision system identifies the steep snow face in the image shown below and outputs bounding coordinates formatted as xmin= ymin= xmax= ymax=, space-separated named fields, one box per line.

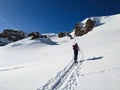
xmin=74 ymin=14 xmax=120 ymax=90
xmin=0 ymin=14 xmax=120 ymax=90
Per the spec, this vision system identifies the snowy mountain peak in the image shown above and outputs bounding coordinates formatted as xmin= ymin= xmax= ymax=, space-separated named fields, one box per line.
xmin=73 ymin=14 xmax=120 ymax=37
xmin=85 ymin=14 xmax=120 ymax=26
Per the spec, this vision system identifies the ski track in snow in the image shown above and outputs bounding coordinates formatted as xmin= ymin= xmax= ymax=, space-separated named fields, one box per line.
xmin=0 ymin=64 xmax=42 ymax=72
xmin=0 ymin=66 xmax=24 ymax=72
xmin=37 ymin=50 xmax=85 ymax=90
xmin=37 ymin=59 xmax=84 ymax=90
xmin=37 ymin=58 xmax=120 ymax=90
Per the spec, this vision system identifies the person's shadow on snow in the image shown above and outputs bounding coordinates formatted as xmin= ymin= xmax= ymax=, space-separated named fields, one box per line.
xmin=80 ymin=56 xmax=103 ymax=63
xmin=86 ymin=56 xmax=103 ymax=61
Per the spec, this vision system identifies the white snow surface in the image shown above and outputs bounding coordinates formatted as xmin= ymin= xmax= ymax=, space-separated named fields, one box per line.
xmin=0 ymin=14 xmax=120 ymax=90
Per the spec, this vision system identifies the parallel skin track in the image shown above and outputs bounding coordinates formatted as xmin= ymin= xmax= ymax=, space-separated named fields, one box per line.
xmin=38 ymin=51 xmax=84 ymax=90
xmin=52 ymin=63 xmax=78 ymax=90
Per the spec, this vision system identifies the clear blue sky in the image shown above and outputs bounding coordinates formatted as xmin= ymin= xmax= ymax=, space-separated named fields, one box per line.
xmin=0 ymin=0 xmax=120 ymax=33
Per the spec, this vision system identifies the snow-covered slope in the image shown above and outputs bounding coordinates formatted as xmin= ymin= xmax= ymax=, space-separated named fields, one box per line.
xmin=0 ymin=14 xmax=120 ymax=90
xmin=75 ymin=14 xmax=120 ymax=90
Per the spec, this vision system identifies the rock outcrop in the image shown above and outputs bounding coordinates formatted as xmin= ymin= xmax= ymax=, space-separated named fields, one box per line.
xmin=85 ymin=18 xmax=95 ymax=32
xmin=28 ymin=32 xmax=40 ymax=39
xmin=58 ymin=32 xmax=73 ymax=39
xmin=0 ymin=29 xmax=26 ymax=41
xmin=28 ymin=32 xmax=48 ymax=39
xmin=74 ymin=18 xmax=95 ymax=36
xmin=0 ymin=29 xmax=27 ymax=46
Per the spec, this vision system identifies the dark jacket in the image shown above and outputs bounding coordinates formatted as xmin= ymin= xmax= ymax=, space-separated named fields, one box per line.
xmin=73 ymin=43 xmax=79 ymax=55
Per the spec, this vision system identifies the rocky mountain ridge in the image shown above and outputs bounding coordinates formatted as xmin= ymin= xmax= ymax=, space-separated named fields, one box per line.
xmin=0 ymin=17 xmax=99 ymax=46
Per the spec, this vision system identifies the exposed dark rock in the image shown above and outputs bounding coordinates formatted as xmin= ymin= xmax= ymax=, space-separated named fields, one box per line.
xmin=58 ymin=32 xmax=73 ymax=39
xmin=0 ymin=38 xmax=10 ymax=46
xmin=74 ymin=18 xmax=95 ymax=37
xmin=0 ymin=29 xmax=27 ymax=46
xmin=40 ymin=35 xmax=48 ymax=38
xmin=75 ymin=30 xmax=86 ymax=36
xmin=85 ymin=18 xmax=95 ymax=32
xmin=28 ymin=32 xmax=48 ymax=39
xmin=0 ymin=29 xmax=26 ymax=42
xmin=66 ymin=32 xmax=73 ymax=39
xmin=74 ymin=23 xmax=85 ymax=36
xmin=58 ymin=32 xmax=66 ymax=38
xmin=28 ymin=32 xmax=40 ymax=39
xmin=75 ymin=23 xmax=83 ymax=30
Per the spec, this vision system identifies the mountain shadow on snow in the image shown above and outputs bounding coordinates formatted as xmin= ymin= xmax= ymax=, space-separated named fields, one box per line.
xmin=29 ymin=38 xmax=58 ymax=46
xmin=10 ymin=37 xmax=58 ymax=48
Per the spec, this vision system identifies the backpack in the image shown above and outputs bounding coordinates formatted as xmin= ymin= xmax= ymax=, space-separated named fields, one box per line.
xmin=73 ymin=45 xmax=78 ymax=50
